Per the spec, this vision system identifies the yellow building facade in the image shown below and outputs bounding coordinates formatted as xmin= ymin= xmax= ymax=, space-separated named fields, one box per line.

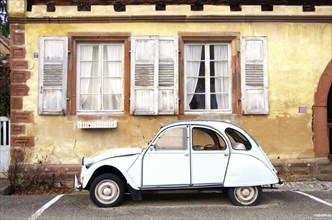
xmin=8 ymin=0 xmax=332 ymax=180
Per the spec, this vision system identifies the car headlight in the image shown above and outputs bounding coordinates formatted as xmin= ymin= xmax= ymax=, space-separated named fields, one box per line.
xmin=82 ymin=157 xmax=94 ymax=167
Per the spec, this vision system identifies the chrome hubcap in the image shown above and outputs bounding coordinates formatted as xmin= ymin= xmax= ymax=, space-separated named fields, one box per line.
xmin=234 ymin=186 xmax=258 ymax=205
xmin=95 ymin=180 xmax=120 ymax=204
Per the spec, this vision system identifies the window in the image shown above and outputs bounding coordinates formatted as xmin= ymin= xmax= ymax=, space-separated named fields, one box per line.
xmin=77 ymin=43 xmax=124 ymax=113
xmin=184 ymin=43 xmax=231 ymax=113
xmin=154 ymin=127 xmax=188 ymax=150
xmin=225 ymin=128 xmax=252 ymax=150
xmin=241 ymin=36 xmax=269 ymax=114
xmin=192 ymin=127 xmax=226 ymax=151
xmin=131 ymin=36 xmax=178 ymax=115
xmin=67 ymin=33 xmax=130 ymax=115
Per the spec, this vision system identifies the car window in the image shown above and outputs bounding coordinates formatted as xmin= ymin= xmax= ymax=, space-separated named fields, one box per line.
xmin=192 ymin=127 xmax=227 ymax=151
xmin=154 ymin=127 xmax=187 ymax=150
xmin=225 ymin=128 xmax=252 ymax=150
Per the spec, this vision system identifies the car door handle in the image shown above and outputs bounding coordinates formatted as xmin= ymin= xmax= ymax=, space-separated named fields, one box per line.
xmin=224 ymin=153 xmax=229 ymax=157
xmin=184 ymin=153 xmax=189 ymax=157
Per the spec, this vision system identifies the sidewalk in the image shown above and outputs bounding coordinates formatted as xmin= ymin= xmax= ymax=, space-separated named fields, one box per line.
xmin=0 ymin=178 xmax=10 ymax=195
xmin=272 ymin=180 xmax=332 ymax=192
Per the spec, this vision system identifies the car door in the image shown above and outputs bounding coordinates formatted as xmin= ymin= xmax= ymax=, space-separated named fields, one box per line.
xmin=190 ymin=126 xmax=230 ymax=185
xmin=142 ymin=125 xmax=190 ymax=187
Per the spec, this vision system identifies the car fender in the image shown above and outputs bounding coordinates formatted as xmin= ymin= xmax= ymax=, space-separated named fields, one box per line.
xmin=81 ymin=159 xmax=139 ymax=190
xmin=223 ymin=153 xmax=279 ymax=187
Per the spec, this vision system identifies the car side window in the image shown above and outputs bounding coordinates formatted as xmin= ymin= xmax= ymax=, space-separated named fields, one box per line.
xmin=192 ymin=127 xmax=227 ymax=151
xmin=225 ymin=128 xmax=252 ymax=150
xmin=154 ymin=127 xmax=188 ymax=150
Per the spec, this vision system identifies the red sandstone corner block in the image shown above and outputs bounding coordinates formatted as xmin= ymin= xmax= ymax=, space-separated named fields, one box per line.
xmin=10 ymin=147 xmax=25 ymax=162
xmin=12 ymin=33 xmax=25 ymax=46
xmin=11 ymin=71 xmax=31 ymax=83
xmin=11 ymin=111 xmax=34 ymax=123
xmin=10 ymin=124 xmax=26 ymax=135
xmin=11 ymin=84 xmax=29 ymax=96
xmin=11 ymin=47 xmax=26 ymax=59
xmin=11 ymin=60 xmax=28 ymax=70
xmin=10 ymin=97 xmax=23 ymax=110
xmin=11 ymin=136 xmax=35 ymax=148
xmin=10 ymin=24 xmax=25 ymax=32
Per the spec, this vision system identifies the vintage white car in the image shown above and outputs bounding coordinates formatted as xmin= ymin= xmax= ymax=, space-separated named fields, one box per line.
xmin=74 ymin=120 xmax=282 ymax=207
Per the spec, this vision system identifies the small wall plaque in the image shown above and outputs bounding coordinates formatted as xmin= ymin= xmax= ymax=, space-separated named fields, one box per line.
xmin=298 ymin=107 xmax=307 ymax=113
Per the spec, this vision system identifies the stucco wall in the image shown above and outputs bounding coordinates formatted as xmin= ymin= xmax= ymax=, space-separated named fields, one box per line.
xmin=8 ymin=3 xmax=332 ymax=164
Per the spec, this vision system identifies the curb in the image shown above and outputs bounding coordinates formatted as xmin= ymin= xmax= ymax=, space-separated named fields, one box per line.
xmin=0 ymin=178 xmax=11 ymax=195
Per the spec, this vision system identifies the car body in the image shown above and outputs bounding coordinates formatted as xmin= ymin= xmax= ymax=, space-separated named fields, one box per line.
xmin=74 ymin=120 xmax=282 ymax=207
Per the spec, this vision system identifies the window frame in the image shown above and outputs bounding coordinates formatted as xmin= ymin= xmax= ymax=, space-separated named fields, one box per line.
xmin=184 ymin=42 xmax=232 ymax=113
xmin=178 ymin=32 xmax=241 ymax=115
xmin=67 ymin=33 xmax=131 ymax=115
xmin=76 ymin=42 xmax=125 ymax=114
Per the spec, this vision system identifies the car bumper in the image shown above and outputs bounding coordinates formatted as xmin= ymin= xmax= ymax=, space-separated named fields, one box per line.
xmin=278 ymin=178 xmax=284 ymax=185
xmin=73 ymin=175 xmax=83 ymax=191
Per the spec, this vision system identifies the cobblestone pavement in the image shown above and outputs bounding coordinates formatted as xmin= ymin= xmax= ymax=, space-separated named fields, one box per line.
xmin=269 ymin=181 xmax=332 ymax=192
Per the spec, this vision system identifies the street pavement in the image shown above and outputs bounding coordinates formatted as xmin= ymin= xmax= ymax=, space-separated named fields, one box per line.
xmin=0 ymin=180 xmax=331 ymax=220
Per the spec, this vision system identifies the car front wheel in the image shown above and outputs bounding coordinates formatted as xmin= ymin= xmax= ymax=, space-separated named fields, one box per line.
xmin=228 ymin=186 xmax=262 ymax=206
xmin=89 ymin=173 xmax=125 ymax=207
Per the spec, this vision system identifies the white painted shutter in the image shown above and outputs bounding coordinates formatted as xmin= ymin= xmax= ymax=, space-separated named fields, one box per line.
xmin=38 ymin=36 xmax=68 ymax=115
xmin=158 ymin=37 xmax=178 ymax=114
xmin=241 ymin=37 xmax=269 ymax=114
xmin=131 ymin=36 xmax=178 ymax=115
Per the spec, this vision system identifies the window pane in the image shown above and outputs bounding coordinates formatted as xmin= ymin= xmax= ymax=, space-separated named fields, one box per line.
xmin=80 ymin=95 xmax=99 ymax=110
xmin=188 ymin=94 xmax=205 ymax=109
xmin=211 ymin=93 xmax=229 ymax=110
xmin=225 ymin=128 xmax=252 ymax=150
xmin=212 ymin=45 xmax=228 ymax=60
xmin=192 ymin=127 xmax=227 ymax=150
xmin=103 ymin=78 xmax=122 ymax=94
xmin=103 ymin=62 xmax=122 ymax=77
xmin=155 ymin=127 xmax=187 ymax=150
xmin=103 ymin=94 xmax=122 ymax=110
xmin=80 ymin=78 xmax=99 ymax=94
xmin=103 ymin=45 xmax=123 ymax=61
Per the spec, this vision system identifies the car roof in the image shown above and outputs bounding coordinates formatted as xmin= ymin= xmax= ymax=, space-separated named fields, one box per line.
xmin=160 ymin=120 xmax=258 ymax=146
xmin=161 ymin=120 xmax=237 ymax=130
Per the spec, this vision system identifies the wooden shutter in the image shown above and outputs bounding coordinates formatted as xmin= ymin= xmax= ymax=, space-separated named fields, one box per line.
xmin=131 ymin=36 xmax=157 ymax=115
xmin=131 ymin=36 xmax=178 ymax=115
xmin=38 ymin=36 xmax=68 ymax=115
xmin=241 ymin=37 xmax=268 ymax=114
xmin=158 ymin=37 xmax=178 ymax=114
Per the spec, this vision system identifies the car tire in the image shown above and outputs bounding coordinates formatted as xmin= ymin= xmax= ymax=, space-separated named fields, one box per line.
xmin=89 ymin=173 xmax=125 ymax=207
xmin=228 ymin=186 xmax=262 ymax=206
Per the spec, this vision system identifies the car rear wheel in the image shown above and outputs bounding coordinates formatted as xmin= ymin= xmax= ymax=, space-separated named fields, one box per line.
xmin=89 ymin=173 xmax=125 ymax=207
xmin=228 ymin=186 xmax=262 ymax=206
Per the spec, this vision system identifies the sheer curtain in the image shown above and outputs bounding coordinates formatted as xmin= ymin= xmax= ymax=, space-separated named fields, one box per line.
xmin=186 ymin=45 xmax=203 ymax=110
xmin=105 ymin=45 xmax=123 ymax=110
xmin=79 ymin=45 xmax=96 ymax=110
xmin=214 ymin=45 xmax=229 ymax=110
